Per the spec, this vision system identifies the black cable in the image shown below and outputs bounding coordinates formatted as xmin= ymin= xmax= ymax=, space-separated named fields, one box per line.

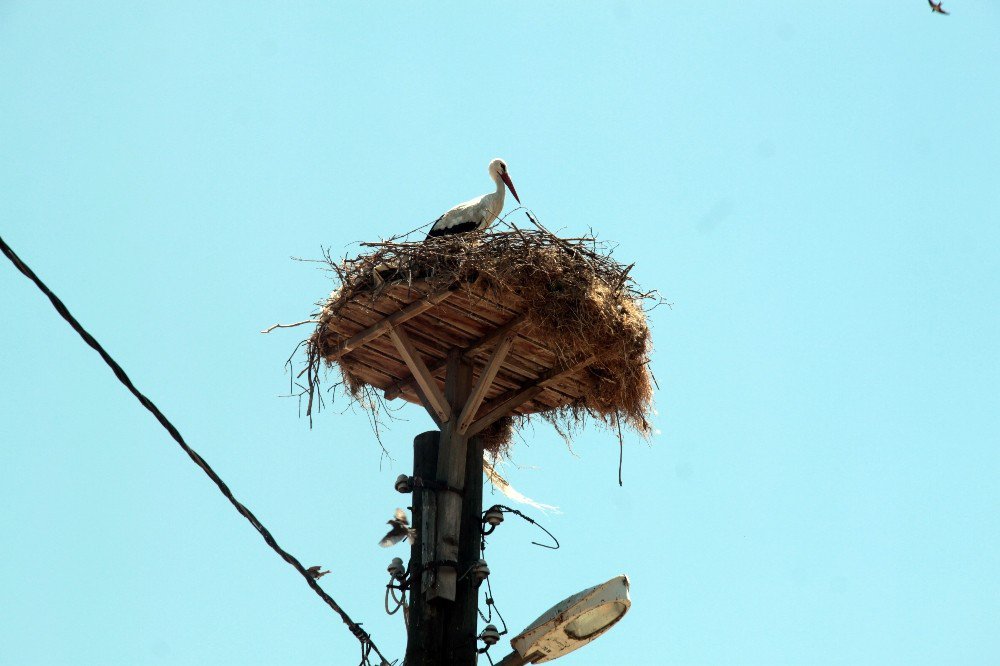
xmin=0 ymin=235 xmax=391 ymax=665
xmin=484 ymin=505 xmax=560 ymax=550
xmin=483 ymin=574 xmax=508 ymax=635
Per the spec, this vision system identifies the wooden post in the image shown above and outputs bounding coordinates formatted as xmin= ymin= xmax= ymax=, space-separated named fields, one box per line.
xmin=443 ymin=432 xmax=486 ymax=665
xmin=406 ymin=431 xmax=441 ymax=665
xmin=430 ymin=348 xmax=473 ymax=603
xmin=407 ymin=353 xmax=483 ymax=665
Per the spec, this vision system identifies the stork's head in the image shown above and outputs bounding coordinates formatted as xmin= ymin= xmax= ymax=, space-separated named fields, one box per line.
xmin=488 ymin=158 xmax=521 ymax=204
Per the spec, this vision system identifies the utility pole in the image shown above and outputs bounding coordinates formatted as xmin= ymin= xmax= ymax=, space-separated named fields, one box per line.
xmin=404 ymin=430 xmax=438 ymax=664
xmin=405 ymin=350 xmax=486 ymax=666
xmin=318 ymin=292 xmax=598 ymax=664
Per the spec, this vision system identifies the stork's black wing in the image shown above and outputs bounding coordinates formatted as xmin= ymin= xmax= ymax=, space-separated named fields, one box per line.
xmin=426 ymin=219 xmax=481 ymax=238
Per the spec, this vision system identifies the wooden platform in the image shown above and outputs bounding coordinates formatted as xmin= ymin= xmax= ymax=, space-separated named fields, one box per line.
xmin=318 ymin=279 xmax=598 ymax=436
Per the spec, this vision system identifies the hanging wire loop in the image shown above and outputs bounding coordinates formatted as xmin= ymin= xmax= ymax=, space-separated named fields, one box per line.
xmin=482 ymin=505 xmax=560 ymax=550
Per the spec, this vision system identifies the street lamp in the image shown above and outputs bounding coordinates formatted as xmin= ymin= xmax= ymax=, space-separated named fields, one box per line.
xmin=496 ymin=575 xmax=631 ymax=665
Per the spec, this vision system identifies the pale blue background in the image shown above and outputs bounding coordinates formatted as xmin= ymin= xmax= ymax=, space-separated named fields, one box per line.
xmin=2 ymin=2 xmax=998 ymax=664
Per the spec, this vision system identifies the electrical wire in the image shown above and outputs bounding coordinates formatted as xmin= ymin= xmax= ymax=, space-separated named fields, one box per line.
xmin=482 ymin=505 xmax=560 ymax=550
xmin=0 ymin=235 xmax=392 ymax=666
xmin=384 ymin=579 xmax=407 ymax=617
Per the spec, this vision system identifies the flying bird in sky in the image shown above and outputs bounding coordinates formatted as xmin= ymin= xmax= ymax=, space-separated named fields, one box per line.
xmin=378 ymin=507 xmax=416 ymax=547
xmin=426 ymin=158 xmax=520 ymax=239
xmin=928 ymin=0 xmax=949 ymax=14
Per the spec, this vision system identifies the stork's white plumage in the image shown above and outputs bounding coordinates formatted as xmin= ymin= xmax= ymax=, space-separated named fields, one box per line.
xmin=426 ymin=158 xmax=520 ymax=239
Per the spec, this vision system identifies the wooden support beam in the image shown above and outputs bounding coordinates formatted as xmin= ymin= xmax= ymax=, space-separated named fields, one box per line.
xmin=456 ymin=330 xmax=516 ymax=435
xmin=388 ymin=325 xmax=452 ymax=425
xmin=465 ymin=354 xmax=598 ymax=437
xmin=444 ymin=432 xmax=485 ymax=665
xmin=325 ymin=289 xmax=453 ymax=360
xmin=384 ymin=313 xmax=527 ymax=401
xmin=428 ymin=349 xmax=473 ymax=602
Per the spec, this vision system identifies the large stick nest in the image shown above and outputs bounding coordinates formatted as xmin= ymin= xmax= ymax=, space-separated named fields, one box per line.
xmin=301 ymin=221 xmax=659 ymax=456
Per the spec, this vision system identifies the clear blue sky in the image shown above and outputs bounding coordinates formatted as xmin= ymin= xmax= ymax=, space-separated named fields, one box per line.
xmin=2 ymin=2 xmax=998 ymax=664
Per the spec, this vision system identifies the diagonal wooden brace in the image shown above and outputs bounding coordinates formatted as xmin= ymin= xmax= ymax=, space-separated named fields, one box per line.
xmin=388 ymin=324 xmax=452 ymax=425
xmin=325 ymin=289 xmax=453 ymax=360
xmin=465 ymin=354 xmax=598 ymax=437
xmin=383 ymin=313 xmax=527 ymax=401
xmin=456 ymin=330 xmax=517 ymax=435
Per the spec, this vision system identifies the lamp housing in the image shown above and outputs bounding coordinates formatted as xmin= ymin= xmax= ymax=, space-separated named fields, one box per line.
xmin=509 ymin=574 xmax=630 ymax=663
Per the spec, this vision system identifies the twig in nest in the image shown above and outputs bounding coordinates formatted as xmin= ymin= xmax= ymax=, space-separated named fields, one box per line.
xmin=612 ymin=263 xmax=635 ymax=295
xmin=261 ymin=319 xmax=320 ymax=334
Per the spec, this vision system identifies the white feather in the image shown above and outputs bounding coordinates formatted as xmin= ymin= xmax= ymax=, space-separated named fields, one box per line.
xmin=483 ymin=460 xmax=560 ymax=514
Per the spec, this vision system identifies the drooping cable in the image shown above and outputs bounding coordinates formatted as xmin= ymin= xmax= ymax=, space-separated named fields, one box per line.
xmin=481 ymin=505 xmax=560 ymax=550
xmin=0 ymin=235 xmax=392 ymax=665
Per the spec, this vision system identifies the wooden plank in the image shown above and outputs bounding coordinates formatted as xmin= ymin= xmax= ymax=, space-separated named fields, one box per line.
xmin=324 ymin=289 xmax=453 ymax=360
xmin=387 ymin=325 xmax=452 ymax=425
xmin=344 ymin=319 xmax=450 ymax=373
xmin=423 ymin=279 xmax=528 ymax=313
xmin=428 ymin=349 xmax=472 ymax=603
xmin=447 ymin=430 xmax=486 ymax=664
xmin=457 ymin=331 xmax=516 ymax=435
xmin=421 ymin=493 xmax=437 ymax=594
xmin=401 ymin=283 xmax=535 ymax=340
xmin=334 ymin=298 xmax=458 ymax=351
xmin=465 ymin=355 xmax=598 ymax=437
xmin=351 ymin=293 xmax=480 ymax=351
xmin=325 ymin=319 xmax=411 ymax=376
xmin=332 ymin=310 xmax=492 ymax=393
xmin=384 ymin=314 xmax=528 ymax=400
xmin=338 ymin=357 xmax=402 ymax=384
xmin=386 ymin=343 xmax=578 ymax=410
xmin=334 ymin=311 xmax=533 ymax=403
xmin=330 ymin=285 xmax=584 ymax=410
xmin=462 ymin=312 xmax=526 ymax=356
xmin=396 ymin=282 xmax=559 ymax=360
xmin=336 ymin=314 xmax=582 ymax=414
xmin=435 ymin=300 xmax=559 ymax=365
xmin=386 ymin=299 xmax=495 ymax=353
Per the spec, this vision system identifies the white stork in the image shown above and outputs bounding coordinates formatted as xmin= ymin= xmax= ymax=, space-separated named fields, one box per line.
xmin=426 ymin=158 xmax=520 ymax=238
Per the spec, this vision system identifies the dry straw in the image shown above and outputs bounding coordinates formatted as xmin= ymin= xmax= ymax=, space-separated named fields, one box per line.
xmin=300 ymin=218 xmax=660 ymax=456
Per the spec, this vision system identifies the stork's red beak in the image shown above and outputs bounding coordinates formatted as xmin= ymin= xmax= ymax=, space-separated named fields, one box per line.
xmin=501 ymin=172 xmax=521 ymax=204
